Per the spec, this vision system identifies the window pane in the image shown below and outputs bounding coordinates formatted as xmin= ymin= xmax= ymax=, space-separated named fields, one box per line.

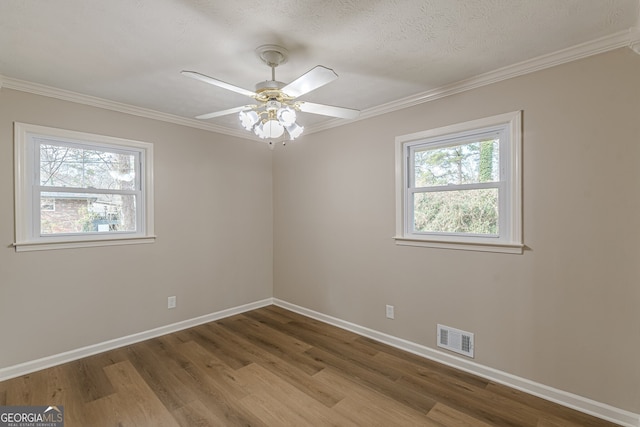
xmin=40 ymin=192 xmax=137 ymax=235
xmin=39 ymin=142 xmax=136 ymax=190
xmin=413 ymin=188 xmax=498 ymax=235
xmin=40 ymin=198 xmax=55 ymax=211
xmin=414 ymin=139 xmax=499 ymax=187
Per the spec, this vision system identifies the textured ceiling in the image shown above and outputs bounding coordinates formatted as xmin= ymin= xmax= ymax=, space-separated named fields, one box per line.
xmin=1 ymin=0 xmax=639 ymax=138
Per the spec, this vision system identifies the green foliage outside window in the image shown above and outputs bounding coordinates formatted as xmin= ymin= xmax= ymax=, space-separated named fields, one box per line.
xmin=413 ymin=139 xmax=499 ymax=235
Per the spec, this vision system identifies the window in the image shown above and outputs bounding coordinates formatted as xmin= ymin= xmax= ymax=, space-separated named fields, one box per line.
xmin=395 ymin=111 xmax=522 ymax=253
xmin=14 ymin=123 xmax=155 ymax=251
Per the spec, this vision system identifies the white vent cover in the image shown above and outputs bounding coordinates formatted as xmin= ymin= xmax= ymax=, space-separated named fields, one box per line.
xmin=437 ymin=324 xmax=474 ymax=358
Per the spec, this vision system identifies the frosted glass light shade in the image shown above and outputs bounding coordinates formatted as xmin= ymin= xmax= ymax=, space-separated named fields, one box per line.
xmin=255 ymin=119 xmax=284 ymax=139
xmin=254 ymin=122 xmax=265 ymax=138
xmin=239 ymin=110 xmax=259 ymax=130
xmin=265 ymin=120 xmax=285 ymax=138
xmin=277 ymin=107 xmax=297 ymax=126
xmin=286 ymin=123 xmax=304 ymax=139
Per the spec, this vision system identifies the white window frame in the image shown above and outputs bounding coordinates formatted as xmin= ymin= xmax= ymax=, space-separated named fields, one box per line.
xmin=14 ymin=122 xmax=155 ymax=252
xmin=394 ymin=111 xmax=522 ymax=254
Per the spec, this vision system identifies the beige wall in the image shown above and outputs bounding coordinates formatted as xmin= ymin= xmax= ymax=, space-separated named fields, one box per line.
xmin=0 ymin=89 xmax=273 ymax=368
xmin=273 ymin=48 xmax=640 ymax=412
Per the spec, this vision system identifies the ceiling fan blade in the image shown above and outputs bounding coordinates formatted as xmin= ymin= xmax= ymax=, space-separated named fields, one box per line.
xmin=282 ymin=66 xmax=338 ymax=98
xmin=182 ymin=70 xmax=256 ymax=98
xmin=297 ymin=102 xmax=360 ymax=119
xmin=195 ymin=105 xmax=256 ymax=120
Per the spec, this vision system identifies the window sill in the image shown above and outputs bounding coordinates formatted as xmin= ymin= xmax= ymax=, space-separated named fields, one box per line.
xmin=13 ymin=236 xmax=156 ymax=252
xmin=393 ymin=236 xmax=523 ymax=254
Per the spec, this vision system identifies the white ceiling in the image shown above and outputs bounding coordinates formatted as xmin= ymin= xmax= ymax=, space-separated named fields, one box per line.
xmin=1 ymin=0 xmax=639 ymax=140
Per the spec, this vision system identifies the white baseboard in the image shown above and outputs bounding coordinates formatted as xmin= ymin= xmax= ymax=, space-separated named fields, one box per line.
xmin=0 ymin=298 xmax=273 ymax=383
xmin=273 ymin=298 xmax=640 ymax=427
xmin=2 ymin=297 xmax=637 ymax=427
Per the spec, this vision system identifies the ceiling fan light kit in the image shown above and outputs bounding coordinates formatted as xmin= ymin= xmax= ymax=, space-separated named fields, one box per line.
xmin=182 ymin=44 xmax=359 ymax=146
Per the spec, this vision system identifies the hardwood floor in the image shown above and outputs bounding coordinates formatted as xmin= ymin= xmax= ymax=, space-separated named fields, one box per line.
xmin=0 ymin=306 xmax=619 ymax=426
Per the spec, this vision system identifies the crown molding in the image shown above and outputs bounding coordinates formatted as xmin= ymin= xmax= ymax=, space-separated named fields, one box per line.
xmin=307 ymin=28 xmax=637 ymax=135
xmin=1 ymin=26 xmax=637 ymax=140
xmin=630 ymin=25 xmax=640 ymax=55
xmin=0 ymin=76 xmax=251 ymax=140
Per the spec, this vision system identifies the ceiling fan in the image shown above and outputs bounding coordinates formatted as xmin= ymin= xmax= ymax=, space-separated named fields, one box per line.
xmin=182 ymin=44 xmax=360 ymax=143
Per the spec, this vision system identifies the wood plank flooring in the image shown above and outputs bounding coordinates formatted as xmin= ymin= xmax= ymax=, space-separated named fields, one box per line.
xmin=0 ymin=305 xmax=620 ymax=426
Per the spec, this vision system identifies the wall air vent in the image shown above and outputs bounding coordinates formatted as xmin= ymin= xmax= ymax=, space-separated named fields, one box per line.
xmin=437 ymin=324 xmax=474 ymax=358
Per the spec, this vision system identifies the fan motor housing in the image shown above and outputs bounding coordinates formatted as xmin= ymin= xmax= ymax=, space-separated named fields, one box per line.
xmin=255 ymin=80 xmax=290 ymax=102
xmin=255 ymin=80 xmax=285 ymax=92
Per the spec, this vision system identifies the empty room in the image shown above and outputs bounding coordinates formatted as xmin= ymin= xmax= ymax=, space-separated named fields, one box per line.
xmin=1 ymin=1 xmax=639 ymax=426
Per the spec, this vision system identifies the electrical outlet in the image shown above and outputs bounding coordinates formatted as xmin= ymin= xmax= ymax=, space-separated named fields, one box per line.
xmin=168 ymin=296 xmax=176 ymax=309
xmin=386 ymin=304 xmax=394 ymax=319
